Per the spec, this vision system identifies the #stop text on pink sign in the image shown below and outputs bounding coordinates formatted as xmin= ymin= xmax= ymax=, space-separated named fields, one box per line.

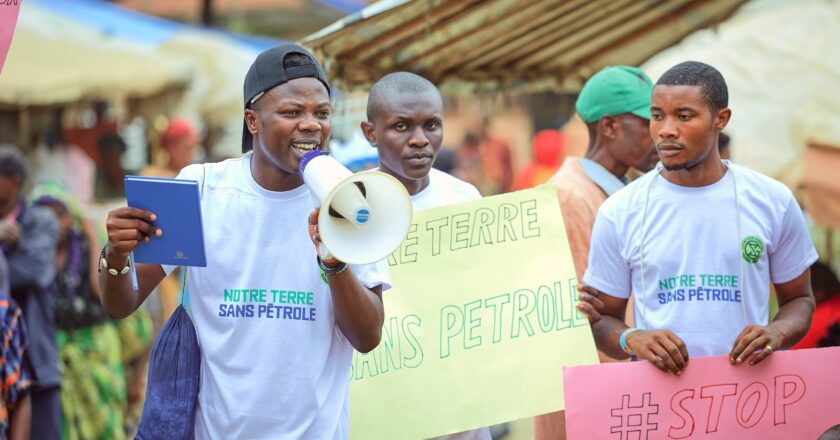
xmin=564 ymin=347 xmax=840 ymax=439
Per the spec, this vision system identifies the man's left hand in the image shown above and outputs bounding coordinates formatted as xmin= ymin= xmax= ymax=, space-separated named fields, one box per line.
xmin=729 ymin=324 xmax=784 ymax=366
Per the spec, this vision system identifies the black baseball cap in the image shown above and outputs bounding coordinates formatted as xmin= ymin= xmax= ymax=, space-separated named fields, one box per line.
xmin=242 ymin=43 xmax=331 ymax=153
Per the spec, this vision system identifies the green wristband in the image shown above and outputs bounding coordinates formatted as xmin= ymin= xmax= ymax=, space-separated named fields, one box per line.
xmin=317 ymin=256 xmax=347 ymax=275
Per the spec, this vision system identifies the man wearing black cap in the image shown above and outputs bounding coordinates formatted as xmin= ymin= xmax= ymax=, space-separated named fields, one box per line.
xmin=99 ymin=44 xmax=389 ymax=439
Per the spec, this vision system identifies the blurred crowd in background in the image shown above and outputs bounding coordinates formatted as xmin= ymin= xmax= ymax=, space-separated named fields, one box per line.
xmin=1 ymin=0 xmax=839 ymax=439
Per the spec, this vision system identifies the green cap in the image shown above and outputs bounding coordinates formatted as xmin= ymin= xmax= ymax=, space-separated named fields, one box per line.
xmin=575 ymin=66 xmax=653 ymax=124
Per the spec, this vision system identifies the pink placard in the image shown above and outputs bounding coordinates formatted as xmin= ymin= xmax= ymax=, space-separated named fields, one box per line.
xmin=564 ymin=347 xmax=840 ymax=439
xmin=0 ymin=0 xmax=22 ymax=74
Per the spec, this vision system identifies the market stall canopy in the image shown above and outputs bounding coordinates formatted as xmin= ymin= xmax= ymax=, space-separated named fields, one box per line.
xmin=301 ymin=0 xmax=747 ymax=92
xmin=19 ymin=0 xmax=280 ymax=124
xmin=10 ymin=0 xmax=285 ymax=156
xmin=30 ymin=0 xmax=181 ymax=47
xmin=159 ymin=31 xmax=263 ymax=126
xmin=0 ymin=2 xmax=193 ymax=106
xmin=28 ymin=0 xmax=279 ymax=52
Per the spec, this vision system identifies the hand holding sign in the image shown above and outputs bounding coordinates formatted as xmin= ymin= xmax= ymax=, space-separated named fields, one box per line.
xmin=626 ymin=329 xmax=690 ymax=376
xmin=576 ymin=285 xmax=605 ymax=323
xmin=729 ymin=323 xmax=784 ymax=366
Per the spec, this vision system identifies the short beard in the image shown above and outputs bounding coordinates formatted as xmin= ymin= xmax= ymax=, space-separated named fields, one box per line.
xmin=662 ymin=148 xmax=710 ymax=172
xmin=662 ymin=161 xmax=689 ymax=171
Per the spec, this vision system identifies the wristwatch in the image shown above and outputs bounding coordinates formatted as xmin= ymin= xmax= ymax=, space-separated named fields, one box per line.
xmin=99 ymin=246 xmax=130 ymax=276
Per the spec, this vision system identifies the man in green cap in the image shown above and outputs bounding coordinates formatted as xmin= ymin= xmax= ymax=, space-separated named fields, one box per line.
xmin=536 ymin=65 xmax=657 ymax=440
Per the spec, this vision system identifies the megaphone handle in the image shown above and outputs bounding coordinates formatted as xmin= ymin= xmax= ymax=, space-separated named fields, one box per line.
xmin=319 ymin=244 xmax=335 ymax=262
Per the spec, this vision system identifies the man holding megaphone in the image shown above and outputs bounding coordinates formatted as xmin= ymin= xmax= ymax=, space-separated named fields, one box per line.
xmin=99 ymin=44 xmax=390 ymax=439
xmin=362 ymin=72 xmax=491 ymax=440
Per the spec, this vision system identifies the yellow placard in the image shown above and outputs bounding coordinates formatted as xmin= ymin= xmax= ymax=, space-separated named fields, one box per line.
xmin=349 ymin=185 xmax=599 ymax=439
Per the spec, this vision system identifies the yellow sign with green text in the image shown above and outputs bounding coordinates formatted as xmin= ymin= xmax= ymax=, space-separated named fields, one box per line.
xmin=349 ymin=185 xmax=599 ymax=439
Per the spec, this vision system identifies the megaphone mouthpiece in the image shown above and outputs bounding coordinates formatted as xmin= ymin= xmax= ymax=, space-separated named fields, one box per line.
xmin=299 ymin=150 xmax=329 ymax=174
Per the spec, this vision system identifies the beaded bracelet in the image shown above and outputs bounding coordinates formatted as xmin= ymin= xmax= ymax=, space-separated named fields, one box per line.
xmin=98 ymin=246 xmax=130 ymax=276
xmin=318 ymin=256 xmax=348 ymax=275
xmin=619 ymin=327 xmax=641 ymax=356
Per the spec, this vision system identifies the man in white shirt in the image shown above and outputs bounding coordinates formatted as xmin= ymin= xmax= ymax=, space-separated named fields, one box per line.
xmin=99 ymin=44 xmax=389 ymax=439
xmin=579 ymin=61 xmax=816 ymax=374
xmin=362 ymin=72 xmax=489 ymax=440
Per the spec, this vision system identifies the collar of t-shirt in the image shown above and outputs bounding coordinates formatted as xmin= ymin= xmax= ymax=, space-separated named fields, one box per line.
xmin=579 ymin=158 xmax=628 ymax=196
xmin=242 ymin=153 xmax=309 ymax=200
xmin=371 ymin=166 xmax=431 ymax=204
xmin=411 ymin=179 xmax=434 ymax=205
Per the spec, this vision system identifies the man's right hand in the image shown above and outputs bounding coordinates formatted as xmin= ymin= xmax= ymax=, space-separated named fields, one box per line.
xmin=577 ymin=285 xmax=606 ymax=324
xmin=0 ymin=222 xmax=21 ymax=247
xmin=625 ymin=329 xmax=690 ymax=375
xmin=104 ymin=207 xmax=161 ymax=262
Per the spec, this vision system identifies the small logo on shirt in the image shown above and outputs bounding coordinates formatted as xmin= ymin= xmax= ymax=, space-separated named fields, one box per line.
xmin=741 ymin=236 xmax=763 ymax=264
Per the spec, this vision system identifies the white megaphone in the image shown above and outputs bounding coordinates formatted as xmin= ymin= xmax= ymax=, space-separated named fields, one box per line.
xmin=299 ymin=150 xmax=413 ymax=265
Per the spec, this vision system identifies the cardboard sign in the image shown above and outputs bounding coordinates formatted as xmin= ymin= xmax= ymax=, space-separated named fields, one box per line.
xmin=350 ymin=186 xmax=599 ymax=439
xmin=564 ymin=347 xmax=840 ymax=439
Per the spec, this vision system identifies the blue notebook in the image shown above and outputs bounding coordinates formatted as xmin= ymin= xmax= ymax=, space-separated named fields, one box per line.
xmin=124 ymin=176 xmax=207 ymax=267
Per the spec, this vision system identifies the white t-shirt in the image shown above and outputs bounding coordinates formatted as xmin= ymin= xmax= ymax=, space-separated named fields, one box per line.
xmin=165 ymin=154 xmax=390 ymax=439
xmin=583 ymin=162 xmax=817 ymax=358
xmin=411 ymin=168 xmax=482 ymax=211
xmin=405 ymin=169 xmax=489 ymax=440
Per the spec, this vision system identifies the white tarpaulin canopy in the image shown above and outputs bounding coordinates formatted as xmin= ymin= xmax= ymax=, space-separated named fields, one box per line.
xmin=0 ymin=3 xmax=193 ymax=106
xmin=0 ymin=0 xmax=277 ymax=157
xmin=641 ymin=0 xmax=840 ymax=188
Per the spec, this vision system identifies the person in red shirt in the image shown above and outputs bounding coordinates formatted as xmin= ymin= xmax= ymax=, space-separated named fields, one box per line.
xmin=513 ymin=129 xmax=566 ymax=190
xmin=793 ymin=261 xmax=840 ymax=349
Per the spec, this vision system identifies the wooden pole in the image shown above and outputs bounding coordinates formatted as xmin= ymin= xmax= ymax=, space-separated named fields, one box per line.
xmin=201 ymin=0 xmax=214 ymax=26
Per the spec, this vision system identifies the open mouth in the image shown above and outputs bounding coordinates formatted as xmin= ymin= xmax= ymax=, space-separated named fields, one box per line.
xmin=292 ymin=142 xmax=320 ymax=154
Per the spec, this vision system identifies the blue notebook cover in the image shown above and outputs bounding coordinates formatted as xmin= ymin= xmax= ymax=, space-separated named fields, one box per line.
xmin=124 ymin=176 xmax=207 ymax=267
